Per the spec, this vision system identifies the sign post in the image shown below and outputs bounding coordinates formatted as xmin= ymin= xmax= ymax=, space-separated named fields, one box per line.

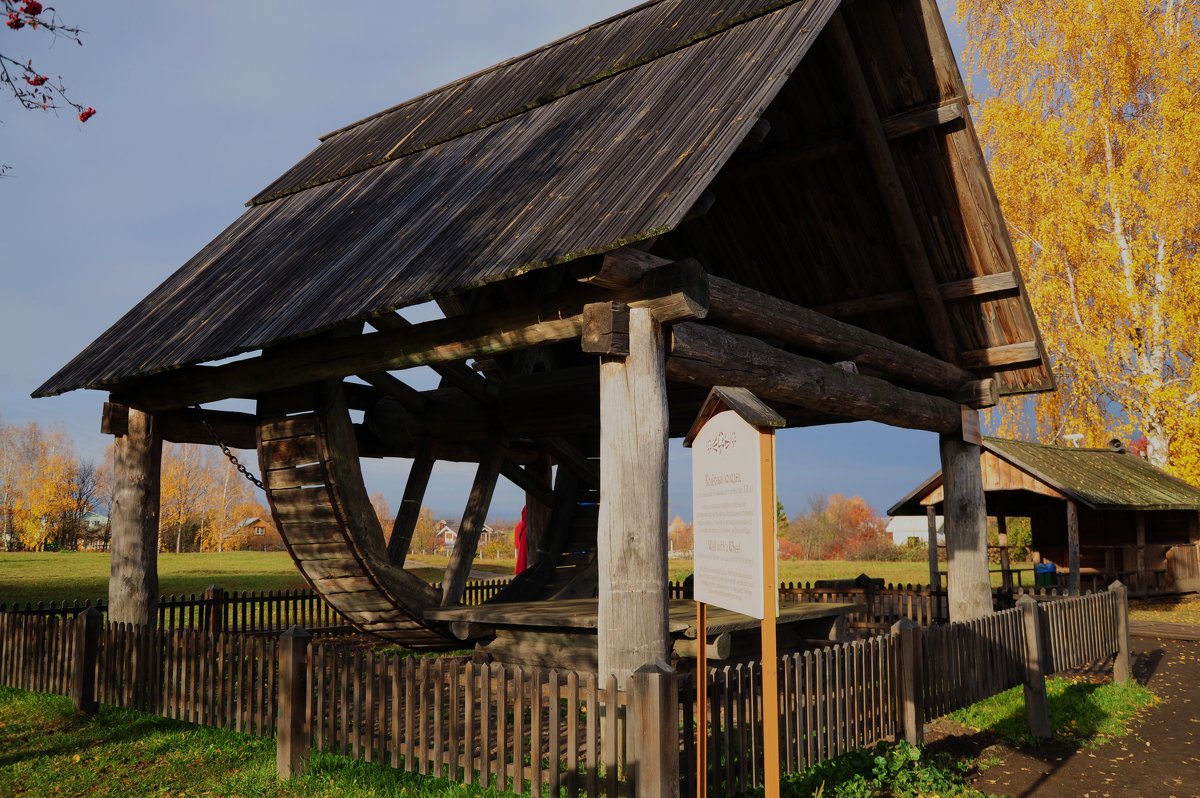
xmin=685 ymin=387 xmax=784 ymax=798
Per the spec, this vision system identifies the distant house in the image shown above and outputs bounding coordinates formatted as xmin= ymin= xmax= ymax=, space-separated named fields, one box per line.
xmin=233 ymin=518 xmax=286 ymax=551
xmin=885 ymin=515 xmax=942 ymax=547
xmin=82 ymin=511 xmax=108 ymax=533
xmin=434 ymin=521 xmax=496 ymax=555
xmin=890 ymin=437 xmax=1200 ymax=595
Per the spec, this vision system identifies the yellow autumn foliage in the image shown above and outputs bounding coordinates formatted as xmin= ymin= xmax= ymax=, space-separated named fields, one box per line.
xmin=959 ymin=1 xmax=1200 ymax=481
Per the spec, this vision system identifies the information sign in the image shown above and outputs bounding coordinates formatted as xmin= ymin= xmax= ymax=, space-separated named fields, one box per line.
xmin=692 ymin=408 xmax=769 ymax=618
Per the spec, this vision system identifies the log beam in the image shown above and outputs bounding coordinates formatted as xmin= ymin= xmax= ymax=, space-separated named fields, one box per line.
xmin=116 ymin=260 xmax=709 ymax=411
xmin=575 ymin=252 xmax=994 ymax=404
xmin=108 ymin=407 xmax=162 ymax=625
xmin=667 ymin=323 xmax=964 ymax=434
xmin=828 ymin=13 xmax=959 ymax=364
xmin=598 ymin=307 xmax=670 ymax=684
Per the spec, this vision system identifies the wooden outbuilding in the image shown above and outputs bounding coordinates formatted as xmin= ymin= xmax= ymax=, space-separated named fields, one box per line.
xmin=890 ymin=437 xmax=1200 ymax=595
xmin=37 ymin=0 xmax=1052 ymax=728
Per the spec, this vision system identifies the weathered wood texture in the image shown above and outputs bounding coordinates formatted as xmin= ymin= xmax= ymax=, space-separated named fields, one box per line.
xmin=892 ymin=619 xmax=923 ymax=745
xmin=939 ymin=432 xmax=993 ymax=622
xmin=668 ymin=322 xmax=964 ymax=434
xmin=276 ymin=626 xmax=311 ymax=779
xmin=110 ymin=256 xmax=708 ymax=411
xmin=108 ymin=407 xmax=162 ymax=626
xmin=597 ymin=308 xmax=670 ymax=684
xmin=387 ymin=444 xmax=435 ymax=568
xmin=1017 ymin=596 xmax=1051 ymax=738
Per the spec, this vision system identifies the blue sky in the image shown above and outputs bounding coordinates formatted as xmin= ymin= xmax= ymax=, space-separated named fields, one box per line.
xmin=0 ymin=1 xmax=971 ymax=522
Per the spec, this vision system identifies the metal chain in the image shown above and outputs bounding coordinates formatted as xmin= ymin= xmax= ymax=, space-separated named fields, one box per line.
xmin=197 ymin=409 xmax=266 ymax=492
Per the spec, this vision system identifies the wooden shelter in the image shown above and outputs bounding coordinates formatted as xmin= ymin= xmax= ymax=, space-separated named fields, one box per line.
xmin=890 ymin=437 xmax=1200 ymax=595
xmin=37 ymin=0 xmax=1051 ymax=702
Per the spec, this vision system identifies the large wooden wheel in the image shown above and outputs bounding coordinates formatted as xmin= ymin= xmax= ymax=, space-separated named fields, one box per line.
xmin=257 ymin=381 xmax=598 ymax=649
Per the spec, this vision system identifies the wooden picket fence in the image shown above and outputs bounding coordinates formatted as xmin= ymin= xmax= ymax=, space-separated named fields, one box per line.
xmin=921 ymin=605 xmax=1027 ymax=719
xmin=0 ymin=612 xmax=76 ymax=696
xmin=307 ymin=646 xmax=626 ymax=797
xmin=0 ymin=586 xmax=1131 ymax=798
xmin=0 ymin=578 xmax=510 ymax=633
xmin=680 ymin=634 xmax=901 ymax=798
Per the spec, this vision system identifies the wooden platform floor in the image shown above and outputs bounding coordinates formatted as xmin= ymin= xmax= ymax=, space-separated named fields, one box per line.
xmin=426 ymin=598 xmax=864 ymax=637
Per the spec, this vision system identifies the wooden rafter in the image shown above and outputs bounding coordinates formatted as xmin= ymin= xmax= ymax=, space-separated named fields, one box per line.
xmin=114 ymin=259 xmax=708 ymax=412
xmin=717 ymin=98 xmax=965 ymax=184
xmin=828 ymin=13 xmax=959 ymax=364
xmin=815 ymin=272 xmax=1021 ymax=319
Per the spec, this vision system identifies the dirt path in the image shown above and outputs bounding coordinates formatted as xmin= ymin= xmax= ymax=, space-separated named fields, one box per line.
xmin=929 ymin=635 xmax=1200 ymax=797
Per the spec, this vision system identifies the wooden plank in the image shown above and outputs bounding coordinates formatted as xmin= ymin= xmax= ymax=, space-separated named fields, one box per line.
xmin=960 ymin=341 xmax=1042 ymax=370
xmin=1067 ymin=500 xmax=1082 ymax=596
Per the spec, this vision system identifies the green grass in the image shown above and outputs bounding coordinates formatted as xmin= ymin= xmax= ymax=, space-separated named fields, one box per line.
xmin=0 ymin=686 xmax=515 ymax=797
xmin=0 ymin=552 xmax=516 ymax=606
xmin=1129 ymin=592 xmax=1200 ymax=625
xmin=947 ymin=676 xmax=1158 ymax=748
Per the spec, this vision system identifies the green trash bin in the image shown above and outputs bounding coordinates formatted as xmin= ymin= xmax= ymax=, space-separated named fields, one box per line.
xmin=1034 ymin=562 xmax=1057 ymax=587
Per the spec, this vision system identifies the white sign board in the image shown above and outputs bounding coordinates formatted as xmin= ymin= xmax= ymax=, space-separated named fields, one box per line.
xmin=692 ymin=409 xmax=772 ymax=618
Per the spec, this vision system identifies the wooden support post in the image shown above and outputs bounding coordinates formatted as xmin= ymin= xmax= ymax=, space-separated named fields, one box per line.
xmin=204 ymin=584 xmax=226 ymax=636
xmin=1017 ymin=596 xmax=1052 ymax=738
xmin=628 ymin=663 xmax=680 ymax=798
xmin=1135 ymin=511 xmax=1147 ymax=595
xmin=939 ymin=426 xmax=993 ymax=621
xmin=926 ymin=505 xmax=940 ymax=591
xmin=72 ymin=607 xmax=101 ymax=716
xmin=997 ymin=516 xmax=1013 ymax=596
xmin=759 ymin=428 xmax=781 ymax=798
xmin=1109 ymin=581 xmax=1133 ymax=684
xmin=891 ymin=619 xmax=923 ymax=746
xmin=387 ymin=442 xmax=435 ymax=567
xmin=597 ymin=307 xmax=670 ymax=685
xmin=108 ymin=406 xmax=162 ymax=626
xmin=1067 ymin=500 xmax=1081 ymax=596
xmin=276 ymin=625 xmax=312 ymax=779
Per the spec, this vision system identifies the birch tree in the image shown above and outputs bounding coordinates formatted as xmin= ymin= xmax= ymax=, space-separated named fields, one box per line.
xmin=960 ymin=0 xmax=1200 ymax=480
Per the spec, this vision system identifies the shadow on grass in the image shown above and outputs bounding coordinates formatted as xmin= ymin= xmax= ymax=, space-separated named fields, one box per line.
xmin=0 ymin=693 xmax=215 ymax=769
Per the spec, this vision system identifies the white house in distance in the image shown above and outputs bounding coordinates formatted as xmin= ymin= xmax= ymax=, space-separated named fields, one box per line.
xmin=886 ymin=515 xmax=944 ymax=547
xmin=434 ymin=520 xmax=497 ymax=554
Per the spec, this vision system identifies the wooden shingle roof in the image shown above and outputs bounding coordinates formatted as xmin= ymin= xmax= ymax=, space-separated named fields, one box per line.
xmin=890 ymin=437 xmax=1200 ymax=514
xmin=36 ymin=0 xmax=1053 ymax=402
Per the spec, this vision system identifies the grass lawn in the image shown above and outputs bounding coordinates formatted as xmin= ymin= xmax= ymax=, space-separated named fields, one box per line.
xmin=0 ymin=552 xmax=515 ymax=606
xmin=0 ymin=687 xmax=510 ymax=798
xmin=947 ymin=676 xmax=1157 ymax=748
xmin=1 ymin=552 xmax=999 ymax=607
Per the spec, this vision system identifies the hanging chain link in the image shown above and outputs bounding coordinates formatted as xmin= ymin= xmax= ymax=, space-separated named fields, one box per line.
xmin=197 ymin=408 xmax=266 ymax=492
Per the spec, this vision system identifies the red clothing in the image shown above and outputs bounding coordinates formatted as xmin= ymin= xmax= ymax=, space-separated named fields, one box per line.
xmin=514 ymin=506 xmax=528 ymax=574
